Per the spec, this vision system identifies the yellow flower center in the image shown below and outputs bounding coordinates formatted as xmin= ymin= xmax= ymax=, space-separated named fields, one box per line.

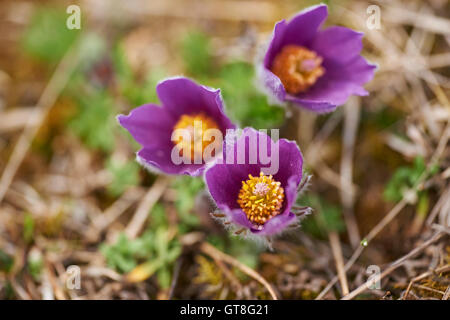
xmin=173 ymin=113 xmax=220 ymax=161
xmin=237 ymin=172 xmax=285 ymax=225
xmin=271 ymin=45 xmax=325 ymax=94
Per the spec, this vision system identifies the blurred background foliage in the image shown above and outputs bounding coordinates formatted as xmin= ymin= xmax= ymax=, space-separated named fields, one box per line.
xmin=0 ymin=0 xmax=448 ymax=300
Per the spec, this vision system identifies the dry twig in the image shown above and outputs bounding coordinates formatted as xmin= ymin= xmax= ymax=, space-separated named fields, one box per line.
xmin=200 ymin=242 xmax=278 ymax=300
xmin=125 ymin=176 xmax=171 ymax=239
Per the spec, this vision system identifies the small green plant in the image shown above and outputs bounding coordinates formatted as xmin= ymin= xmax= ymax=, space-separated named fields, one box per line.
xmin=101 ymin=205 xmax=181 ymax=288
xmin=218 ymin=61 xmax=285 ymax=129
xmin=113 ymin=45 xmax=166 ymax=106
xmin=101 ymin=233 xmax=141 ymax=273
xmin=0 ymin=250 xmax=14 ymax=273
xmin=70 ymin=90 xmax=116 ymax=152
xmin=180 ymin=31 xmax=213 ymax=77
xmin=101 ymin=228 xmax=181 ymax=288
xmin=27 ymin=249 xmax=43 ymax=281
xmin=172 ymin=176 xmax=205 ymax=229
xmin=23 ymin=213 xmax=35 ymax=244
xmin=384 ymin=156 xmax=437 ymax=202
xmin=206 ymin=235 xmax=261 ymax=270
xmin=179 ymin=30 xmax=284 ymax=129
xmin=301 ymin=195 xmax=345 ymax=238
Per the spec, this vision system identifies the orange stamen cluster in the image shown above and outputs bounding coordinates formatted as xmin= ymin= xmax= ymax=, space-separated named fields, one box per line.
xmin=173 ymin=113 xmax=220 ymax=161
xmin=237 ymin=172 xmax=284 ymax=225
xmin=271 ymin=45 xmax=325 ymax=94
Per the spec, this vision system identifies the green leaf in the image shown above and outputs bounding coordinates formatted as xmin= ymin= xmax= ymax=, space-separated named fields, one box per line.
xmin=70 ymin=90 xmax=116 ymax=152
xmin=300 ymin=195 xmax=345 ymax=236
xmin=28 ymin=253 xmax=43 ymax=281
xmin=106 ymin=159 xmax=140 ymax=197
xmin=167 ymin=246 xmax=182 ymax=263
xmin=219 ymin=61 xmax=285 ymax=129
xmin=101 ymin=234 xmax=138 ymax=273
xmin=23 ymin=213 xmax=35 ymax=244
xmin=155 ymin=227 xmax=169 ymax=257
xmin=117 ymin=48 xmax=161 ymax=105
xmin=172 ymin=176 xmax=204 ymax=228
xmin=112 ymin=44 xmax=134 ymax=82
xmin=149 ymin=203 xmax=169 ymax=228
xmin=157 ymin=267 xmax=171 ymax=289
xmin=112 ymin=45 xmax=166 ymax=106
xmin=0 ymin=250 xmax=14 ymax=273
xmin=101 ymin=228 xmax=181 ymax=283
xmin=383 ymin=156 xmax=427 ymax=202
xmin=417 ymin=192 xmax=429 ymax=218
xmin=180 ymin=31 xmax=213 ymax=77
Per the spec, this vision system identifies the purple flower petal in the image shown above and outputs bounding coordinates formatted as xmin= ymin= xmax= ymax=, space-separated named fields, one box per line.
xmin=283 ymin=174 xmax=302 ymax=214
xmin=260 ymin=4 xmax=375 ymax=112
xmin=285 ymin=95 xmax=339 ymax=113
xmin=117 ymin=104 xmax=175 ymax=148
xmin=311 ymin=26 xmax=364 ymax=65
xmin=273 ymin=139 xmax=303 ymax=188
xmin=286 ymin=55 xmax=376 ymax=112
xmin=118 ymin=77 xmax=236 ymax=176
xmin=286 ymin=26 xmax=376 ymax=111
xmin=263 ymin=19 xmax=288 ymax=69
xmin=205 ymin=128 xmax=305 ymax=236
xmin=220 ymin=207 xmax=255 ymax=230
xmin=250 ymin=212 xmax=296 ymax=236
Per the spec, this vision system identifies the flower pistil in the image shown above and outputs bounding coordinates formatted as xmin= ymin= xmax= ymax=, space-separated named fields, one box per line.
xmin=173 ymin=113 xmax=220 ymax=161
xmin=237 ymin=172 xmax=285 ymax=226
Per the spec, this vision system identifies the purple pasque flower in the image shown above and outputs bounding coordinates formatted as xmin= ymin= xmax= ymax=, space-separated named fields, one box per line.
xmin=117 ymin=77 xmax=236 ymax=176
xmin=205 ymin=127 xmax=311 ymax=239
xmin=258 ymin=4 xmax=376 ymax=113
